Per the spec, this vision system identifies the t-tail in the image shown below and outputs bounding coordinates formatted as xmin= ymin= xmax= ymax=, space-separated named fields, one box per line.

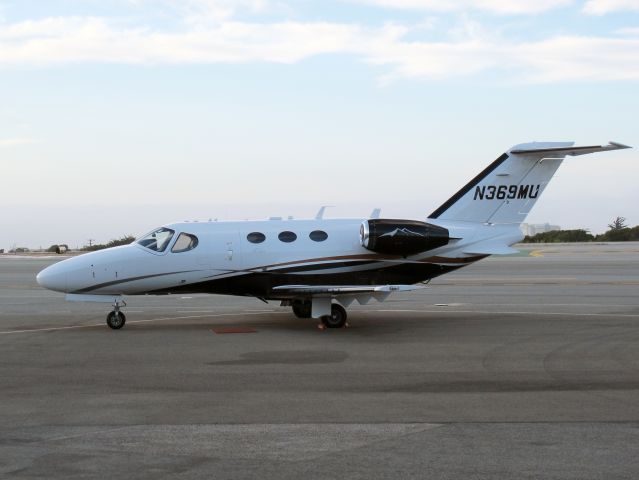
xmin=428 ymin=141 xmax=631 ymax=225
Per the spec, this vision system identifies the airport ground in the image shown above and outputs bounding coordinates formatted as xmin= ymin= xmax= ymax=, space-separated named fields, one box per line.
xmin=1 ymin=243 xmax=639 ymax=479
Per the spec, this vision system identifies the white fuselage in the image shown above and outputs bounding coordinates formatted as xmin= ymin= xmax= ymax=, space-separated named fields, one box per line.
xmin=35 ymin=217 xmax=523 ymax=299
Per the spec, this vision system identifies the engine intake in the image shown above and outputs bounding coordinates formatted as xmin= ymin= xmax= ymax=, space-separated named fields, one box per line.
xmin=360 ymin=219 xmax=450 ymax=256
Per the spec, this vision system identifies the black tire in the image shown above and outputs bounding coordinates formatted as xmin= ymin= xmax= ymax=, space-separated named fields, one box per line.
xmin=106 ymin=311 xmax=126 ymax=330
xmin=292 ymin=301 xmax=312 ymax=319
xmin=321 ymin=304 xmax=347 ymax=329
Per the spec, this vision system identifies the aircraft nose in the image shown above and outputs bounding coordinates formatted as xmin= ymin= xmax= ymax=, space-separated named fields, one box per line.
xmin=36 ymin=264 xmax=68 ymax=293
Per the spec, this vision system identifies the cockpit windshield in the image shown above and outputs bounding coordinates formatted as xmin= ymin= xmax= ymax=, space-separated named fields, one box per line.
xmin=136 ymin=227 xmax=175 ymax=252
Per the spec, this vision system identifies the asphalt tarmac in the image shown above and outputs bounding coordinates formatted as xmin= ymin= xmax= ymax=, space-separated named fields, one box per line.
xmin=1 ymin=243 xmax=639 ymax=479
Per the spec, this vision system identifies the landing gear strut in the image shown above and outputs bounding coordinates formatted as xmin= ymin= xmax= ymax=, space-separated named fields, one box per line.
xmin=320 ymin=303 xmax=347 ymax=329
xmin=106 ymin=301 xmax=126 ymax=330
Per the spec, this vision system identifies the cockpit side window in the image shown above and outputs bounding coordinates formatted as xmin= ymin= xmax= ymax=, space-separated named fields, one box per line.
xmin=172 ymin=233 xmax=199 ymax=253
xmin=137 ymin=227 xmax=175 ymax=252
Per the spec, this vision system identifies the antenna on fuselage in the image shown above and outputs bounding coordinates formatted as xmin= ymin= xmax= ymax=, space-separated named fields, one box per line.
xmin=370 ymin=208 xmax=381 ymax=219
xmin=315 ymin=205 xmax=335 ymax=220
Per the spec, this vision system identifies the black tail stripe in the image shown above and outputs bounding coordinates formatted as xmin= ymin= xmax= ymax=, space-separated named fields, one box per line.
xmin=429 ymin=153 xmax=509 ymax=219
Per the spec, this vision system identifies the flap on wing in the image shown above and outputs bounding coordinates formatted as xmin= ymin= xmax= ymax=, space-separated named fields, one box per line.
xmin=510 ymin=142 xmax=630 ymax=157
xmin=272 ymin=284 xmax=422 ymax=295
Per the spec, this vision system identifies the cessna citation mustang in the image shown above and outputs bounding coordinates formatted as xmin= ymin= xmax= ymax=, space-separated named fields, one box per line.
xmin=37 ymin=141 xmax=630 ymax=330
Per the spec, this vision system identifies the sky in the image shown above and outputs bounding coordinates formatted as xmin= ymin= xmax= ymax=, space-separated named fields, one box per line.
xmin=1 ymin=0 xmax=638 ymax=250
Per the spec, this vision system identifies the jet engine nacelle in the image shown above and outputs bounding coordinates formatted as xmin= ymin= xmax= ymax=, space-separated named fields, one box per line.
xmin=360 ymin=219 xmax=450 ymax=256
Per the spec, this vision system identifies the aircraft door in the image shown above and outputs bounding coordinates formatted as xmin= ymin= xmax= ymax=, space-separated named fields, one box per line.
xmin=197 ymin=229 xmax=242 ymax=273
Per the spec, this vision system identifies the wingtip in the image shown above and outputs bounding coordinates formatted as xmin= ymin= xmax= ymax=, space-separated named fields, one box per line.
xmin=609 ymin=141 xmax=632 ymax=149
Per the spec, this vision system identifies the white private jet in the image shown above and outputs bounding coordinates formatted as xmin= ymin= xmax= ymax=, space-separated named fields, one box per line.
xmin=37 ymin=141 xmax=630 ymax=329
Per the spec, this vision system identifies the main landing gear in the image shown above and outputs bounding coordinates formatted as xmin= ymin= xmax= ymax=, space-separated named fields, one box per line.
xmin=287 ymin=300 xmax=348 ymax=329
xmin=292 ymin=300 xmax=312 ymax=319
xmin=320 ymin=303 xmax=347 ymax=329
xmin=106 ymin=300 xmax=126 ymax=330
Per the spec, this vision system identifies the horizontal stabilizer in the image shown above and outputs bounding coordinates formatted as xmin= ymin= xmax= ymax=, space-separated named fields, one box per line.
xmin=510 ymin=142 xmax=630 ymax=157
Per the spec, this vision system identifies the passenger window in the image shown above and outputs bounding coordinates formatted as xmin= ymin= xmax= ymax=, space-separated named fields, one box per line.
xmin=247 ymin=232 xmax=266 ymax=244
xmin=172 ymin=233 xmax=199 ymax=253
xmin=137 ymin=227 xmax=175 ymax=252
xmin=309 ymin=230 xmax=328 ymax=242
xmin=278 ymin=231 xmax=297 ymax=243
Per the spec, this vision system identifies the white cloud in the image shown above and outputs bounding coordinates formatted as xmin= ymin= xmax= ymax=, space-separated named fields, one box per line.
xmin=0 ymin=138 xmax=39 ymax=147
xmin=1 ymin=16 xmax=638 ymax=83
xmin=366 ymin=34 xmax=639 ymax=83
xmin=504 ymin=35 xmax=639 ymax=82
xmin=583 ymin=0 xmax=639 ymax=14
xmin=145 ymin=0 xmax=270 ymax=23
xmin=616 ymin=26 xmax=639 ymax=35
xmin=0 ymin=17 xmax=362 ymax=65
xmin=350 ymin=0 xmax=573 ymax=14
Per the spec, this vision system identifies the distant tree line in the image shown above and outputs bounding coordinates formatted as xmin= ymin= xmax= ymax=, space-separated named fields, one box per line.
xmin=2 ymin=236 xmax=136 ymax=254
xmin=81 ymin=235 xmax=136 ymax=251
xmin=524 ymin=217 xmax=639 ymax=243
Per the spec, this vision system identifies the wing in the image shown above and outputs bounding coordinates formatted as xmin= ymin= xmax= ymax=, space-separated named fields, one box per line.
xmin=272 ymin=284 xmax=422 ymax=295
xmin=272 ymin=284 xmax=423 ymax=308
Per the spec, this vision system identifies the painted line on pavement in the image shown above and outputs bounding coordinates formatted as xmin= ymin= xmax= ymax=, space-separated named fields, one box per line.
xmin=373 ymin=309 xmax=639 ymax=318
xmin=0 ymin=311 xmax=278 ymax=335
xmin=3 ymin=308 xmax=639 ymax=335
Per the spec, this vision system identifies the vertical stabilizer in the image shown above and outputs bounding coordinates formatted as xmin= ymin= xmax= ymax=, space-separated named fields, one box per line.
xmin=428 ymin=141 xmax=630 ymax=224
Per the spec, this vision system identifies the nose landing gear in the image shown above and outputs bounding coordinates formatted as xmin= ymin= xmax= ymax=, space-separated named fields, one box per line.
xmin=106 ymin=300 xmax=127 ymax=329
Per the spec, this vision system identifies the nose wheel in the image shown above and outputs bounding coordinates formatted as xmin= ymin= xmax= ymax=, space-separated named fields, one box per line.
xmin=106 ymin=311 xmax=126 ymax=329
xmin=106 ymin=301 xmax=126 ymax=329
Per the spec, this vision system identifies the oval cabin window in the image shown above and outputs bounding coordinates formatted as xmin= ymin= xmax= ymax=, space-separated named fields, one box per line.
xmin=278 ymin=231 xmax=297 ymax=243
xmin=247 ymin=232 xmax=266 ymax=244
xmin=309 ymin=230 xmax=328 ymax=242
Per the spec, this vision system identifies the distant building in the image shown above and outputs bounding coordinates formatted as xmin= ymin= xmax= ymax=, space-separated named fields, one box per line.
xmin=520 ymin=223 xmax=561 ymax=237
